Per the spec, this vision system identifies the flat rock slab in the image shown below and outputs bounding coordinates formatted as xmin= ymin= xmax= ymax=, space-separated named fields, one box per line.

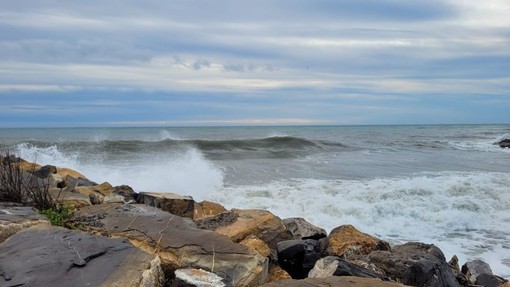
xmin=69 ymin=203 xmax=268 ymax=287
xmin=0 ymin=202 xmax=49 ymax=243
xmin=0 ymin=224 xmax=164 ymax=287
xmin=261 ymin=276 xmax=410 ymax=287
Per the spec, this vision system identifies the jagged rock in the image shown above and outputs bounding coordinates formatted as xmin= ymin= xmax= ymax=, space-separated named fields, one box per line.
xmin=69 ymin=203 xmax=268 ymax=287
xmin=209 ymin=209 xmax=292 ymax=250
xmin=325 ymin=225 xmax=391 ymax=259
xmin=277 ymin=239 xmax=321 ymax=279
xmin=138 ymin=192 xmax=195 ymax=218
xmin=266 ymin=264 xmax=292 ymax=283
xmin=240 ymin=235 xmax=271 ymax=257
xmin=261 ymin=276 xmax=410 ymax=287
xmin=497 ymin=139 xmax=510 ymax=148
xmin=0 ymin=202 xmax=49 ymax=243
xmin=194 ymin=200 xmax=227 ymax=221
xmin=462 ymin=259 xmax=493 ymax=284
xmin=0 ymin=224 xmax=164 ymax=287
xmin=368 ymin=242 xmax=460 ymax=287
xmin=283 ymin=217 xmax=327 ymax=240
xmin=475 ymin=273 xmax=507 ymax=287
xmin=171 ymin=268 xmax=227 ymax=287
xmin=308 ymin=256 xmax=390 ymax=280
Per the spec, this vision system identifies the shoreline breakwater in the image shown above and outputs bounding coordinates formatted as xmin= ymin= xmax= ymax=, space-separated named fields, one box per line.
xmin=1 ymin=155 xmax=509 ymax=287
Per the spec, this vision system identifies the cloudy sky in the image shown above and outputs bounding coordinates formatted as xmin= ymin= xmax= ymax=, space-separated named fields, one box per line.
xmin=1 ymin=0 xmax=509 ymax=127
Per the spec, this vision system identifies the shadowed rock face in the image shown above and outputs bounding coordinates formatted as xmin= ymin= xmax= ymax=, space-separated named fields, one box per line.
xmin=0 ymin=224 xmax=164 ymax=287
xmin=260 ymin=276 xmax=410 ymax=287
xmin=69 ymin=203 xmax=268 ymax=287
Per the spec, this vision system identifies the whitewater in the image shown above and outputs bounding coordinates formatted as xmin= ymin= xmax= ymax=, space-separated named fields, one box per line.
xmin=1 ymin=124 xmax=509 ymax=277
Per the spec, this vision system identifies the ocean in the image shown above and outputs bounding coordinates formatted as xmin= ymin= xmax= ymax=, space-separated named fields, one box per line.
xmin=1 ymin=124 xmax=509 ymax=276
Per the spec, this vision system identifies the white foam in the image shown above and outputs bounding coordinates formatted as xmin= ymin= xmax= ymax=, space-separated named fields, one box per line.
xmin=212 ymin=172 xmax=510 ymax=277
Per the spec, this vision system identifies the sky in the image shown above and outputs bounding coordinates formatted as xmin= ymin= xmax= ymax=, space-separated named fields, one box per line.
xmin=0 ymin=0 xmax=509 ymax=127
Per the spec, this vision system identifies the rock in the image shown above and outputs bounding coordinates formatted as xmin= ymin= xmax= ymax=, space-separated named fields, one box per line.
xmin=449 ymin=255 xmax=461 ymax=272
xmin=138 ymin=192 xmax=195 ymax=218
xmin=462 ymin=259 xmax=493 ymax=284
xmin=171 ymin=268 xmax=227 ymax=287
xmin=308 ymin=256 xmax=390 ymax=280
xmin=31 ymin=164 xmax=57 ymax=178
xmin=0 ymin=202 xmax=49 ymax=243
xmin=49 ymin=188 xmax=91 ymax=209
xmin=194 ymin=200 xmax=227 ymax=221
xmin=283 ymin=217 xmax=327 ymax=240
xmin=0 ymin=224 xmax=164 ymax=287
xmin=111 ymin=184 xmax=138 ymax=202
xmin=92 ymin=181 xmax=114 ymax=196
xmin=476 ymin=273 xmax=507 ymax=287
xmin=368 ymin=242 xmax=460 ymax=287
xmin=89 ymin=193 xmax=103 ymax=205
xmin=266 ymin=264 xmax=292 ymax=283
xmin=240 ymin=235 xmax=271 ymax=257
xmin=68 ymin=203 xmax=268 ymax=287
xmin=277 ymin=239 xmax=321 ymax=279
xmin=448 ymin=256 xmax=469 ymax=287
xmin=261 ymin=276 xmax=410 ymax=287
xmin=56 ymin=167 xmax=88 ymax=180
xmin=497 ymin=139 xmax=510 ymax=148
xmin=209 ymin=209 xmax=292 ymax=250
xmin=325 ymin=225 xmax=391 ymax=259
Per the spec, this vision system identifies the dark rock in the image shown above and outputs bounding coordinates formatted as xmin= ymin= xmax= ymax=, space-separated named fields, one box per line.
xmin=475 ymin=273 xmax=507 ymax=287
xmin=283 ymin=217 xmax=327 ymax=240
xmin=112 ymin=184 xmax=138 ymax=201
xmin=368 ymin=242 xmax=460 ymax=287
xmin=0 ymin=224 xmax=164 ymax=287
xmin=195 ymin=211 xmax=239 ymax=230
xmin=462 ymin=259 xmax=493 ymax=284
xmin=308 ymin=256 xmax=390 ymax=280
xmin=31 ymin=165 xmax=57 ymax=178
xmin=497 ymin=139 xmax=510 ymax=148
xmin=261 ymin=276 xmax=411 ymax=287
xmin=277 ymin=239 xmax=321 ymax=279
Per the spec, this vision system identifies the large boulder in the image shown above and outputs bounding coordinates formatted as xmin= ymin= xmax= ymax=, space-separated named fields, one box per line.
xmin=367 ymin=242 xmax=460 ymax=287
xmin=283 ymin=217 xmax=327 ymax=240
xmin=461 ymin=259 xmax=493 ymax=284
xmin=308 ymin=256 xmax=390 ymax=280
xmin=199 ymin=209 xmax=292 ymax=250
xmin=138 ymin=192 xmax=195 ymax=218
xmin=261 ymin=276 xmax=410 ymax=287
xmin=0 ymin=202 xmax=49 ymax=243
xmin=193 ymin=200 xmax=227 ymax=221
xmin=0 ymin=224 xmax=164 ymax=287
xmin=325 ymin=225 xmax=391 ymax=259
xmin=68 ymin=203 xmax=268 ymax=287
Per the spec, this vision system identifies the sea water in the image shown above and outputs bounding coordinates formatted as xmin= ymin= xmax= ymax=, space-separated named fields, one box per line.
xmin=1 ymin=125 xmax=509 ymax=277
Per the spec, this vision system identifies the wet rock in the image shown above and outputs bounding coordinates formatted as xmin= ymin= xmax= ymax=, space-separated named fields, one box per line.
xmin=171 ymin=268 xmax=227 ymax=287
xmin=212 ymin=209 xmax=292 ymax=250
xmin=325 ymin=225 xmax=391 ymax=259
xmin=497 ymin=139 xmax=510 ymax=148
xmin=283 ymin=217 xmax=327 ymax=240
xmin=277 ymin=239 xmax=321 ymax=279
xmin=69 ymin=203 xmax=268 ymax=287
xmin=261 ymin=276 xmax=410 ymax=287
xmin=0 ymin=202 xmax=49 ymax=243
xmin=368 ymin=242 xmax=460 ymax=287
xmin=0 ymin=224 xmax=164 ymax=287
xmin=462 ymin=259 xmax=493 ymax=284
xmin=308 ymin=256 xmax=390 ymax=280
xmin=138 ymin=191 xmax=195 ymax=218
xmin=194 ymin=200 xmax=227 ymax=221
xmin=475 ymin=273 xmax=507 ymax=287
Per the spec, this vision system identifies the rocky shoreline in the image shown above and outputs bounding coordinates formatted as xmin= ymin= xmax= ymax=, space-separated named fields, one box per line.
xmin=0 ymin=157 xmax=508 ymax=287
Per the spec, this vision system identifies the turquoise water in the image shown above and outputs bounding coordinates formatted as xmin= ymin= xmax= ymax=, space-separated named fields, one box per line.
xmin=1 ymin=124 xmax=509 ymax=276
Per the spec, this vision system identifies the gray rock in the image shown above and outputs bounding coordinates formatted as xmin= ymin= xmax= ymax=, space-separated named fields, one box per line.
xmin=283 ymin=217 xmax=327 ymax=240
xmin=261 ymin=276 xmax=410 ymax=287
xmin=69 ymin=203 xmax=268 ymax=287
xmin=309 ymin=256 xmax=390 ymax=280
xmin=475 ymin=273 xmax=507 ymax=287
xmin=368 ymin=242 xmax=460 ymax=287
xmin=461 ymin=259 xmax=493 ymax=284
xmin=138 ymin=191 xmax=195 ymax=218
xmin=0 ymin=202 xmax=49 ymax=243
xmin=0 ymin=224 xmax=164 ymax=287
